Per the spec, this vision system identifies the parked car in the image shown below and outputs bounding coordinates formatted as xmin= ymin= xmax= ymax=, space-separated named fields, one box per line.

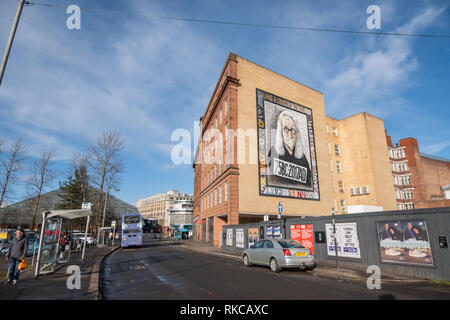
xmin=73 ymin=233 xmax=96 ymax=246
xmin=242 ymin=239 xmax=316 ymax=272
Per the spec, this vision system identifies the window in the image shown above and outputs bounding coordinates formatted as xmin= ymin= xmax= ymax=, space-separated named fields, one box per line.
xmin=326 ymin=125 xmax=329 ymax=133
xmin=263 ymin=241 xmax=274 ymax=248
xmin=215 ymin=189 xmax=217 ymax=206
xmin=333 ymin=127 xmax=338 ymax=136
xmin=225 ymin=123 xmax=228 ymax=141
xmin=225 ymin=97 xmax=228 ymax=115
xmin=328 ymin=143 xmax=331 ymax=154
xmin=219 ymin=186 xmax=222 ymax=204
xmin=335 ymin=144 xmax=340 ymax=156
xmin=340 ymin=199 xmax=346 ymax=212
xmin=225 ymin=181 xmax=228 ymax=201
xmin=215 ymin=117 xmax=218 ymax=129
xmin=225 ymin=150 xmax=228 ymax=167
xmin=253 ymin=240 xmax=264 ymax=248
xmin=336 ymin=161 xmax=342 ymax=173
xmin=220 ymin=108 xmax=222 ymax=124
xmin=339 ymin=180 xmax=344 ymax=193
xmin=330 ymin=160 xmax=333 ymax=171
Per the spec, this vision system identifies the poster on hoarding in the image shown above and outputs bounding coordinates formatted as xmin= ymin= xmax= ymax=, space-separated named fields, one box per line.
xmin=290 ymin=224 xmax=314 ymax=254
xmin=325 ymin=222 xmax=361 ymax=259
xmin=226 ymin=229 xmax=233 ymax=246
xmin=256 ymin=89 xmax=320 ymax=200
xmin=248 ymin=228 xmax=259 ymax=248
xmin=273 ymin=226 xmax=282 ymax=239
xmin=266 ymin=226 xmax=273 ymax=239
xmin=236 ymin=229 xmax=244 ymax=248
xmin=376 ymin=220 xmax=433 ymax=266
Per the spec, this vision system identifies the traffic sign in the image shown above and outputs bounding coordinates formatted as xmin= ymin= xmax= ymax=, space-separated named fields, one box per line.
xmin=82 ymin=202 xmax=92 ymax=210
xmin=278 ymin=203 xmax=283 ymax=214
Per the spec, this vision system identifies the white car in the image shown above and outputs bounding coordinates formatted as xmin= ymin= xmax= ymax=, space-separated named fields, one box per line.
xmin=73 ymin=233 xmax=95 ymax=245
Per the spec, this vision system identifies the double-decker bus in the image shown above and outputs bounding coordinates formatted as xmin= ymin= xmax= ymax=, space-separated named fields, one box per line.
xmin=121 ymin=213 xmax=143 ymax=247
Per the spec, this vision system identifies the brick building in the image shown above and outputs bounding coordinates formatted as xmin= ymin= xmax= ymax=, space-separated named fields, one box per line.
xmin=386 ymin=135 xmax=450 ymax=209
xmin=193 ymin=53 xmax=397 ymax=246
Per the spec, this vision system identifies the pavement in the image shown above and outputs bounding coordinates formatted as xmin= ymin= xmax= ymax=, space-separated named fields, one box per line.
xmin=175 ymin=239 xmax=431 ymax=284
xmin=0 ymin=244 xmax=119 ymax=300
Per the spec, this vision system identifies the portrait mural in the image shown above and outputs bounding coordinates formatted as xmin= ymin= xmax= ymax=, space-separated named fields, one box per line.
xmin=256 ymin=89 xmax=319 ymax=200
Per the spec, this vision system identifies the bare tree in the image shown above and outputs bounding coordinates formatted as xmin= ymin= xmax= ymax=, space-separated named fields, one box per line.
xmin=0 ymin=137 xmax=25 ymax=228
xmin=88 ymin=130 xmax=125 ymax=233
xmin=27 ymin=147 xmax=57 ymax=230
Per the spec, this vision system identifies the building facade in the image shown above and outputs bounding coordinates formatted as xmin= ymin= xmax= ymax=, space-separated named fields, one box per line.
xmin=193 ymin=53 xmax=397 ymax=246
xmin=166 ymin=200 xmax=194 ymax=227
xmin=386 ymin=135 xmax=450 ymax=209
xmin=136 ymin=190 xmax=193 ymax=227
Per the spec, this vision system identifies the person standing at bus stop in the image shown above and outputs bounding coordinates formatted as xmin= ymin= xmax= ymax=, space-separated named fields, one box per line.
xmin=4 ymin=227 xmax=28 ymax=285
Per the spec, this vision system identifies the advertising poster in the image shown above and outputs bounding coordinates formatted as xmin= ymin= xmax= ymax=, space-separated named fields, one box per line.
xmin=257 ymin=89 xmax=320 ymax=200
xmin=226 ymin=229 xmax=233 ymax=246
xmin=236 ymin=229 xmax=244 ymax=248
xmin=290 ymin=224 xmax=314 ymax=254
xmin=266 ymin=226 xmax=273 ymax=239
xmin=377 ymin=220 xmax=433 ymax=266
xmin=248 ymin=228 xmax=259 ymax=248
xmin=273 ymin=226 xmax=282 ymax=239
xmin=325 ymin=222 xmax=361 ymax=259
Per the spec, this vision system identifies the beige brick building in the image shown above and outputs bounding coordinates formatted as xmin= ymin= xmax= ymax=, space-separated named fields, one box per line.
xmin=193 ymin=53 xmax=397 ymax=246
xmin=136 ymin=190 xmax=192 ymax=227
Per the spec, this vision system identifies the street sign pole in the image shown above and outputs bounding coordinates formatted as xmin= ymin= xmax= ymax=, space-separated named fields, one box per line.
xmin=332 ymin=208 xmax=339 ymax=270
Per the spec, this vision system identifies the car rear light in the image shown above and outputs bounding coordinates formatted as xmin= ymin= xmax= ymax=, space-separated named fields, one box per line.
xmin=283 ymin=249 xmax=291 ymax=256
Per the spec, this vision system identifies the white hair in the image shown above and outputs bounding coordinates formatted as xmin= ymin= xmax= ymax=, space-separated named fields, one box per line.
xmin=274 ymin=110 xmax=305 ymax=159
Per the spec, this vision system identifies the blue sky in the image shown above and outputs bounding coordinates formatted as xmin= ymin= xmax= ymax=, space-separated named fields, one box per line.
xmin=0 ymin=0 xmax=449 ymax=206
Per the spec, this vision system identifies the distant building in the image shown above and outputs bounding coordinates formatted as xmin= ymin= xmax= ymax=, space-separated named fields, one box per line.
xmin=386 ymin=135 xmax=450 ymax=209
xmin=136 ymin=190 xmax=193 ymax=227
xmin=165 ymin=200 xmax=193 ymax=227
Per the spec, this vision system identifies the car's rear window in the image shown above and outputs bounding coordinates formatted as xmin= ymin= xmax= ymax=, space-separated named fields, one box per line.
xmin=277 ymin=240 xmax=305 ymax=248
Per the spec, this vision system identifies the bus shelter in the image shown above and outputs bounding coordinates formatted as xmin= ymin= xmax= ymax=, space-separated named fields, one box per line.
xmin=34 ymin=209 xmax=92 ymax=277
xmin=97 ymin=227 xmax=115 ymax=247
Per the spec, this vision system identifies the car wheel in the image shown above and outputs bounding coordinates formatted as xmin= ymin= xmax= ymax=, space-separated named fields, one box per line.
xmin=306 ymin=263 xmax=317 ymax=271
xmin=243 ymin=254 xmax=251 ymax=267
xmin=270 ymin=258 xmax=281 ymax=273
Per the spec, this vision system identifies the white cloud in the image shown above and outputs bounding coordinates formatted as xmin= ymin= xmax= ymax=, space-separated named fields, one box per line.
xmin=325 ymin=5 xmax=447 ymax=118
xmin=0 ymin=0 xmax=223 ymax=164
xmin=422 ymin=142 xmax=450 ymax=154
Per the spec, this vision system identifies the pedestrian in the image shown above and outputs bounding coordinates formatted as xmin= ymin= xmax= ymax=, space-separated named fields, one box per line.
xmin=59 ymin=233 xmax=67 ymax=259
xmin=4 ymin=226 xmax=28 ymax=285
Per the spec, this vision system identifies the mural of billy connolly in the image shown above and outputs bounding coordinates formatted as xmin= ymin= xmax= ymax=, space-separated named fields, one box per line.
xmin=256 ymin=89 xmax=319 ymax=200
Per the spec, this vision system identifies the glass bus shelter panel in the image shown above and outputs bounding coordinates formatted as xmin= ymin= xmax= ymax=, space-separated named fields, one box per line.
xmin=40 ymin=218 xmax=62 ymax=273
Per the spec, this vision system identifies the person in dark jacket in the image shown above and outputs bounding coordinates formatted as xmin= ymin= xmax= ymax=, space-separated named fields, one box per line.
xmin=4 ymin=226 xmax=28 ymax=285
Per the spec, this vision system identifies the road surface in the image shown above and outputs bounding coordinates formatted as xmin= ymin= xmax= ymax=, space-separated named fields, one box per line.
xmin=100 ymin=240 xmax=450 ymax=300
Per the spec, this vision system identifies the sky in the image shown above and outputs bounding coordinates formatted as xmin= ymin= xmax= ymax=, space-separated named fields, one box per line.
xmin=0 ymin=0 xmax=449 ymax=207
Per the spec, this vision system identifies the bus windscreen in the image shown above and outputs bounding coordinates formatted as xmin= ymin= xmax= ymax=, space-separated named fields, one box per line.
xmin=124 ymin=215 xmax=140 ymax=224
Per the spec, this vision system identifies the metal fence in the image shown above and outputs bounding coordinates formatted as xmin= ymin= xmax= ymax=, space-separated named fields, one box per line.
xmin=222 ymin=207 xmax=450 ymax=281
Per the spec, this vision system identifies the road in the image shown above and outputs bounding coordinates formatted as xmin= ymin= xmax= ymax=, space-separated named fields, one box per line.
xmin=99 ymin=239 xmax=450 ymax=300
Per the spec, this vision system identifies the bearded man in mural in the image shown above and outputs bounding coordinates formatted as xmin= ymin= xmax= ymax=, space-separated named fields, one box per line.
xmin=268 ymin=110 xmax=312 ymax=188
